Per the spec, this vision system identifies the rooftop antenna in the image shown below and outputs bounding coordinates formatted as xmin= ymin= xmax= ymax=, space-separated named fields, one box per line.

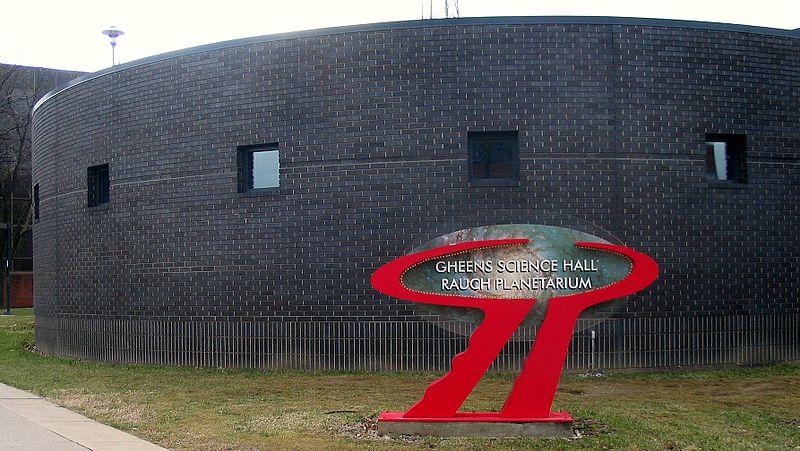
xmin=444 ymin=0 xmax=459 ymax=18
xmin=102 ymin=26 xmax=125 ymax=66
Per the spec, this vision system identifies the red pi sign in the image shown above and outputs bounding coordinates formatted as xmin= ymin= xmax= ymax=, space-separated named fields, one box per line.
xmin=371 ymin=232 xmax=658 ymax=425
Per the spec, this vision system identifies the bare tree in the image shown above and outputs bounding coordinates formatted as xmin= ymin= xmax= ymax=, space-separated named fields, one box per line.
xmin=0 ymin=63 xmax=83 ymax=310
xmin=0 ymin=64 xmax=38 ymax=307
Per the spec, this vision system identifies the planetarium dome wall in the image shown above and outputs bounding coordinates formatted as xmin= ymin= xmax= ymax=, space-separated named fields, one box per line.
xmin=31 ymin=17 xmax=800 ymax=370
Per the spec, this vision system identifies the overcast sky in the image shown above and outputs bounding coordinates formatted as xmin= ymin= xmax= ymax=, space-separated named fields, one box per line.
xmin=1 ymin=0 xmax=798 ymax=73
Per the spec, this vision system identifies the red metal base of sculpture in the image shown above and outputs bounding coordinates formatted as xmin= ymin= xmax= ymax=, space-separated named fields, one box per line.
xmin=379 ymin=411 xmax=573 ymax=423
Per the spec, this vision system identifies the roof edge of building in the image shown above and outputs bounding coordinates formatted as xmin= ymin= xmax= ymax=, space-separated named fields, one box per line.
xmin=32 ymin=15 xmax=800 ymax=115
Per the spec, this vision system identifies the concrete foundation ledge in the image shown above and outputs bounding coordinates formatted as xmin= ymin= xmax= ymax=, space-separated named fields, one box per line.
xmin=378 ymin=412 xmax=574 ymax=438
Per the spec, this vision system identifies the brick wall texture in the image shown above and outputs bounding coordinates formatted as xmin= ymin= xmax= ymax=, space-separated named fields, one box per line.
xmin=31 ymin=18 xmax=800 ymax=369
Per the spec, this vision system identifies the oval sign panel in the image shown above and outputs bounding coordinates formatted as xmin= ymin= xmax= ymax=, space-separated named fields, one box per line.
xmin=373 ymin=224 xmax=644 ymax=327
xmin=403 ymin=224 xmax=631 ymax=300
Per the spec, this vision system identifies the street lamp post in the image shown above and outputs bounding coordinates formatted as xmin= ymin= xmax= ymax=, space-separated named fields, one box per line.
xmin=1 ymin=221 xmax=10 ymax=316
xmin=102 ymin=26 xmax=125 ymax=66
xmin=3 ymin=190 xmax=12 ymax=315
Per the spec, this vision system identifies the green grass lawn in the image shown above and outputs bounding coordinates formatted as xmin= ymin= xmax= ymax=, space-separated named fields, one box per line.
xmin=1 ymin=309 xmax=799 ymax=450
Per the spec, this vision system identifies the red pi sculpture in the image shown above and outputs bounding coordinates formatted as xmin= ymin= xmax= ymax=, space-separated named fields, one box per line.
xmin=372 ymin=239 xmax=658 ymax=425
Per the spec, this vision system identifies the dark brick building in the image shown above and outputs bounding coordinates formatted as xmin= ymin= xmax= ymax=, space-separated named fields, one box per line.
xmin=31 ymin=17 xmax=799 ymax=370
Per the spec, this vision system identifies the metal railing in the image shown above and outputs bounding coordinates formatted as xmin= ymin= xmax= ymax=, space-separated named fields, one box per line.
xmin=35 ymin=313 xmax=800 ymax=372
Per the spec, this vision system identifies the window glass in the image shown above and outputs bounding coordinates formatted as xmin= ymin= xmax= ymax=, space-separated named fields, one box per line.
xmin=705 ymin=134 xmax=746 ymax=183
xmin=252 ymin=150 xmax=279 ymax=189
xmin=88 ymin=164 xmax=110 ymax=207
xmin=468 ymin=131 xmax=519 ymax=186
xmin=472 ymin=139 xmax=515 ymax=179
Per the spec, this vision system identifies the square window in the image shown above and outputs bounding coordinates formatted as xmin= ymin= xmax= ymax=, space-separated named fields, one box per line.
xmin=468 ymin=131 xmax=519 ymax=186
xmin=705 ymin=133 xmax=747 ymax=183
xmin=33 ymin=184 xmax=40 ymax=222
xmin=87 ymin=164 xmax=110 ymax=207
xmin=238 ymin=144 xmax=279 ymax=192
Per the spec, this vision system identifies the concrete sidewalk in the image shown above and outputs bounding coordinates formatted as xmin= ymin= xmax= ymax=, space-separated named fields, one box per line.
xmin=0 ymin=383 xmax=167 ymax=450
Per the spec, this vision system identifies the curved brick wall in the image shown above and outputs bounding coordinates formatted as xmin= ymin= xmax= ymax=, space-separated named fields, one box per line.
xmin=32 ymin=17 xmax=800 ymax=370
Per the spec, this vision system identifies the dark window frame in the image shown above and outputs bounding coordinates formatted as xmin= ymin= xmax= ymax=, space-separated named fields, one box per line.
xmin=87 ymin=164 xmax=110 ymax=207
xmin=237 ymin=143 xmax=280 ymax=193
xmin=705 ymin=133 xmax=747 ymax=184
xmin=468 ymin=131 xmax=520 ymax=187
xmin=33 ymin=184 xmax=40 ymax=223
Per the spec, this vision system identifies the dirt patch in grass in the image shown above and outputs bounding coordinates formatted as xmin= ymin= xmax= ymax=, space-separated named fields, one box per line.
xmin=572 ymin=418 xmax=609 ymax=438
xmin=334 ymin=418 xmax=382 ymax=440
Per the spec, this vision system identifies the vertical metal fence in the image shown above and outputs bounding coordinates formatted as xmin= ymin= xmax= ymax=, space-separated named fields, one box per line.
xmin=35 ymin=313 xmax=800 ymax=372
